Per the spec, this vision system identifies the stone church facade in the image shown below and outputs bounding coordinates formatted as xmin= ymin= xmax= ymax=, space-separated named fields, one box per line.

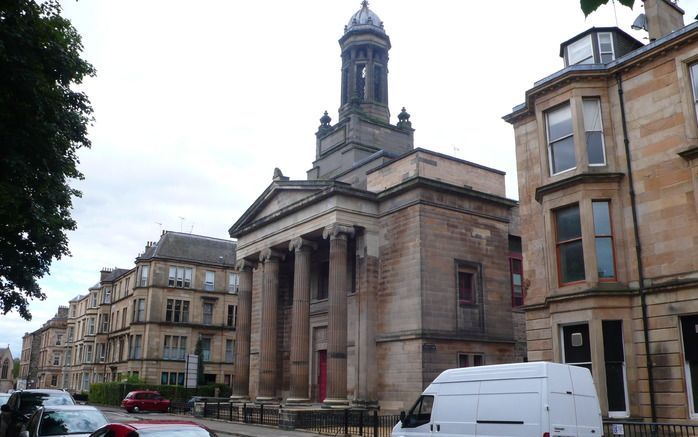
xmin=229 ymin=2 xmax=525 ymax=411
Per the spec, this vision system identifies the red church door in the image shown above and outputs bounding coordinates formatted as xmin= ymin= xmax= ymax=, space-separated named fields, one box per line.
xmin=317 ymin=350 xmax=327 ymax=402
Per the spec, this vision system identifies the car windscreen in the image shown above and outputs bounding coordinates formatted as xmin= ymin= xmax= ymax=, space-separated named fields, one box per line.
xmin=19 ymin=394 xmax=74 ymax=413
xmin=0 ymin=394 xmax=10 ymax=406
xmin=38 ymin=410 xmax=107 ymax=436
xmin=134 ymin=427 xmax=215 ymax=437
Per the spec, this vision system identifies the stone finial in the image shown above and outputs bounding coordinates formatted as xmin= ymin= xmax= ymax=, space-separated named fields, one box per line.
xmin=273 ymin=168 xmax=289 ymax=182
xmin=397 ymin=107 xmax=412 ymax=130
xmin=318 ymin=110 xmax=332 ymax=135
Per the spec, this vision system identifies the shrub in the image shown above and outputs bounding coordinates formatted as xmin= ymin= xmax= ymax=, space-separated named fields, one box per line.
xmin=89 ymin=382 xmax=231 ymax=406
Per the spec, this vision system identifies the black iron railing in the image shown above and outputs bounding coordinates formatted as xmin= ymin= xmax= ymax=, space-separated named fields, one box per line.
xmin=196 ymin=401 xmax=280 ymax=426
xmin=295 ymin=409 xmax=399 ymax=437
xmin=603 ymin=421 xmax=698 ymax=436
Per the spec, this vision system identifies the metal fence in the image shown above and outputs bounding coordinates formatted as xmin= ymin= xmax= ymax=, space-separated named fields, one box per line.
xmin=603 ymin=421 xmax=698 ymax=436
xmin=185 ymin=401 xmax=281 ymax=426
xmin=296 ymin=409 xmax=399 ymax=437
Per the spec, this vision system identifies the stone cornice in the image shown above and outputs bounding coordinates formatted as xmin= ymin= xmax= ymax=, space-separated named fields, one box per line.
xmin=535 ymin=172 xmax=625 ymax=203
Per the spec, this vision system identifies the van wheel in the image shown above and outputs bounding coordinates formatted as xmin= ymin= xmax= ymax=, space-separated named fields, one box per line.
xmin=133 ymin=406 xmax=140 ymax=413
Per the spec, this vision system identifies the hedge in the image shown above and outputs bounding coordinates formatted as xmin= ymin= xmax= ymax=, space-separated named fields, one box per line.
xmin=89 ymin=382 xmax=231 ymax=406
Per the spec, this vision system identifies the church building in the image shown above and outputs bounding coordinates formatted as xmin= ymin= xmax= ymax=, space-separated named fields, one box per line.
xmin=229 ymin=1 xmax=524 ymax=411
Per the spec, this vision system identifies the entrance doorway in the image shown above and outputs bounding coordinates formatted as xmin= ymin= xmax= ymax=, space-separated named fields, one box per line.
xmin=317 ymin=350 xmax=327 ymax=402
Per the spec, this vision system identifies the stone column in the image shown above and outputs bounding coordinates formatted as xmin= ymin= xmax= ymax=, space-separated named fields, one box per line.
xmin=287 ymin=238 xmax=317 ymax=403
xmin=257 ymin=248 xmax=284 ymax=401
xmin=322 ymin=224 xmax=355 ymax=406
xmin=231 ymin=260 xmax=254 ymax=400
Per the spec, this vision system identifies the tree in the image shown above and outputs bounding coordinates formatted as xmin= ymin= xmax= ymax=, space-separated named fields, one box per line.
xmin=194 ymin=337 xmax=205 ymax=386
xmin=580 ymin=0 xmax=635 ymax=17
xmin=0 ymin=0 xmax=95 ymax=319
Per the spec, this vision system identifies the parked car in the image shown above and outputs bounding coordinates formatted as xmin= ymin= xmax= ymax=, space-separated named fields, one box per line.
xmin=19 ymin=405 xmax=107 ymax=437
xmin=120 ymin=391 xmax=170 ymax=413
xmin=89 ymin=421 xmax=217 ymax=437
xmin=392 ymin=362 xmax=602 ymax=437
xmin=0 ymin=389 xmax=75 ymax=437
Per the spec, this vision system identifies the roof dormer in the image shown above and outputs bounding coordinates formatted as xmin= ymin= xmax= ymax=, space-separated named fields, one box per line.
xmin=560 ymin=27 xmax=643 ymax=67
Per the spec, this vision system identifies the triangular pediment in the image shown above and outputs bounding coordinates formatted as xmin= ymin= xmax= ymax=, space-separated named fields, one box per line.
xmin=229 ymin=180 xmax=345 ymax=237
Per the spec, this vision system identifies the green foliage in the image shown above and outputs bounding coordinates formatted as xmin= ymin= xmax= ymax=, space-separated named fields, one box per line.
xmin=580 ymin=0 xmax=635 ymax=17
xmin=0 ymin=0 xmax=95 ymax=319
xmin=89 ymin=382 xmax=231 ymax=406
xmin=12 ymin=359 xmax=19 ymax=378
xmin=195 ymin=337 xmax=205 ymax=385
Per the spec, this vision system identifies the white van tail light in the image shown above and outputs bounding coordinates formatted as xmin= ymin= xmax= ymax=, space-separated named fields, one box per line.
xmin=543 ymin=433 xmax=550 ymax=437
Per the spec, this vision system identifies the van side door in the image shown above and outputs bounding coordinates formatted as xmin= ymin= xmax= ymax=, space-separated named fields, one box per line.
xmin=393 ymin=395 xmax=435 ymax=437
xmin=430 ymin=382 xmax=478 ymax=437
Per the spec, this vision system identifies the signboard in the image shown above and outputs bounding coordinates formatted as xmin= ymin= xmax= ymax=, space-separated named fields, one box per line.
xmin=185 ymin=354 xmax=198 ymax=388
xmin=16 ymin=379 xmax=27 ymax=390
xmin=611 ymin=424 xmax=625 ymax=435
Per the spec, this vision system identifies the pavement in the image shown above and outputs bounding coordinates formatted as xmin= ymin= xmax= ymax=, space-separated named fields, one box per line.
xmin=96 ymin=405 xmax=328 ymax=437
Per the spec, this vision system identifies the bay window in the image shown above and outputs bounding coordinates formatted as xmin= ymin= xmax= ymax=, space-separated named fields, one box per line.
xmin=593 ymin=201 xmax=616 ymax=280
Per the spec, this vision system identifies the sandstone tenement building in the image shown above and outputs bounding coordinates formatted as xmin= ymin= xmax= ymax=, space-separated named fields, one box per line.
xmin=229 ymin=1 xmax=525 ymax=411
xmin=504 ymin=0 xmax=698 ymax=422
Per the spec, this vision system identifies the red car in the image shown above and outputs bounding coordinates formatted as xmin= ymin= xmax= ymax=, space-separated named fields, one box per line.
xmin=120 ymin=390 xmax=170 ymax=413
xmin=89 ymin=421 xmax=217 ymax=437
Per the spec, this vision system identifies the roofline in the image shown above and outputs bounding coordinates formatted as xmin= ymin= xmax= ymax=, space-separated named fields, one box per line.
xmin=366 ymin=147 xmax=506 ymax=176
xmin=504 ymin=21 xmax=698 ymax=123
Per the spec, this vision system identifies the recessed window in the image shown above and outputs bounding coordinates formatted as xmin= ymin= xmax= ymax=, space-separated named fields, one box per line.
xmin=458 ymin=353 xmax=484 ymax=367
xmin=132 ymin=298 xmax=145 ymax=323
xmin=203 ymin=303 xmax=214 ymax=325
xmin=457 ymin=269 xmax=475 ymax=306
xmin=138 ymin=265 xmax=149 ymax=287
xmin=593 ymin=201 xmax=616 ymax=280
xmin=567 ymin=35 xmax=594 ymax=65
xmin=690 ymin=63 xmax=698 ymax=124
xmin=681 ymin=314 xmax=698 ymax=418
xmin=227 ymin=304 xmax=237 ymax=328
xmin=163 ymin=335 xmax=187 ymax=360
xmin=583 ymin=98 xmax=606 ymax=166
xmin=165 ymin=299 xmax=189 ymax=323
xmin=225 ymin=339 xmax=235 ymax=363
xmin=598 ymin=32 xmax=615 ymax=63
xmin=603 ymin=320 xmax=628 ymax=417
xmin=168 ymin=266 xmax=193 ymax=288
xmin=201 ymin=337 xmax=212 ymax=362
xmin=546 ymin=103 xmax=576 ymax=175
xmin=204 ymin=271 xmax=215 ymax=291
xmin=555 ymin=204 xmax=585 ymax=284
xmin=228 ymin=272 xmax=239 ymax=294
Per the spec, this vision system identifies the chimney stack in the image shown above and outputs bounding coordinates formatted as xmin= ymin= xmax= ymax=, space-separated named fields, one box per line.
xmin=100 ymin=267 xmax=113 ymax=282
xmin=643 ymin=0 xmax=684 ymax=41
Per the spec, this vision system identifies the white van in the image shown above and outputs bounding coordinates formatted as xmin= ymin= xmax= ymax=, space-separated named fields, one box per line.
xmin=392 ymin=362 xmax=602 ymax=437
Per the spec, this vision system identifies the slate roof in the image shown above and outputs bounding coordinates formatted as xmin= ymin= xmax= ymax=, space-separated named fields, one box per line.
xmin=138 ymin=231 xmax=236 ymax=266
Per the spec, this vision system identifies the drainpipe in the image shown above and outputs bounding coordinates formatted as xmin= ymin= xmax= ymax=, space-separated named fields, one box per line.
xmin=616 ymin=73 xmax=657 ymax=422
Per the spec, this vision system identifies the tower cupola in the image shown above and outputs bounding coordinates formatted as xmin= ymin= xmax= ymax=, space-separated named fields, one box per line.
xmin=338 ymin=1 xmax=391 ymax=123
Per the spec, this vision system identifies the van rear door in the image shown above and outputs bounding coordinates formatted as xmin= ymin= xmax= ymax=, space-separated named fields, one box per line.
xmin=430 ymin=381 xmax=478 ymax=437
xmin=569 ymin=366 xmax=603 ymax=436
xmin=547 ymin=364 xmax=578 ymax=436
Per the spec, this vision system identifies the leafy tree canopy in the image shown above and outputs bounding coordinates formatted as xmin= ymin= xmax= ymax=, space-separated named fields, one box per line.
xmin=0 ymin=0 xmax=94 ymax=319
xmin=581 ymin=0 xmax=635 ymax=17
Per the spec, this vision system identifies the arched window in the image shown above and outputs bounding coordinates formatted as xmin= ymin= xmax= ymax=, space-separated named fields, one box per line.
xmin=1 ymin=359 xmax=8 ymax=379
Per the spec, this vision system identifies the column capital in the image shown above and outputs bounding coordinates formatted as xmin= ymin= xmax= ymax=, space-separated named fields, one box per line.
xmin=260 ymin=248 xmax=285 ymax=263
xmin=289 ymin=237 xmax=318 ymax=253
xmin=235 ymin=259 xmax=255 ymax=272
xmin=322 ymin=224 xmax=355 ymax=241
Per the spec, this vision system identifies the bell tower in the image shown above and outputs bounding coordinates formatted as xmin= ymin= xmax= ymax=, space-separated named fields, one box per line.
xmin=338 ymin=0 xmax=390 ymax=123
xmin=307 ymin=1 xmax=414 ymax=186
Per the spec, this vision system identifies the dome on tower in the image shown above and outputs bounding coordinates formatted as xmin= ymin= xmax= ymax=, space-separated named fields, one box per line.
xmin=345 ymin=1 xmax=385 ymax=34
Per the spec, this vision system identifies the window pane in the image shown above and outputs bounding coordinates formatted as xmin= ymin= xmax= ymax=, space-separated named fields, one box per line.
xmin=596 ymin=238 xmax=615 ymax=278
xmin=586 ymin=132 xmax=605 ymax=165
xmin=598 ymin=33 xmax=613 ymax=51
xmin=593 ymin=201 xmax=611 ymax=234
xmin=560 ymin=240 xmax=585 ymax=283
xmin=691 ymin=64 xmax=698 ymax=101
xmin=556 ymin=205 xmax=582 ymax=241
xmin=547 ymin=104 xmax=573 ymax=141
xmin=583 ymin=99 xmax=602 ymax=132
xmin=567 ymin=36 xmax=593 ymax=65
xmin=551 ymin=136 xmax=576 ymax=173
xmin=600 ymin=53 xmax=613 ymax=63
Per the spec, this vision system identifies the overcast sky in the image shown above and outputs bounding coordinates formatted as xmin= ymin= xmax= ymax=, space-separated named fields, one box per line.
xmin=3 ymin=0 xmax=697 ymax=358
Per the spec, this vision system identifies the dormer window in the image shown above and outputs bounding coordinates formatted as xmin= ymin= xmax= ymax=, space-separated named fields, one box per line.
xmin=561 ymin=28 xmax=642 ymax=67
xmin=567 ymin=35 xmax=594 ymax=65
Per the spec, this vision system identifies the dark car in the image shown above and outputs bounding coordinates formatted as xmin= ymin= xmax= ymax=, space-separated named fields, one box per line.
xmin=89 ymin=421 xmax=216 ymax=437
xmin=19 ymin=405 xmax=107 ymax=437
xmin=120 ymin=391 xmax=170 ymax=413
xmin=0 ymin=389 xmax=75 ymax=437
